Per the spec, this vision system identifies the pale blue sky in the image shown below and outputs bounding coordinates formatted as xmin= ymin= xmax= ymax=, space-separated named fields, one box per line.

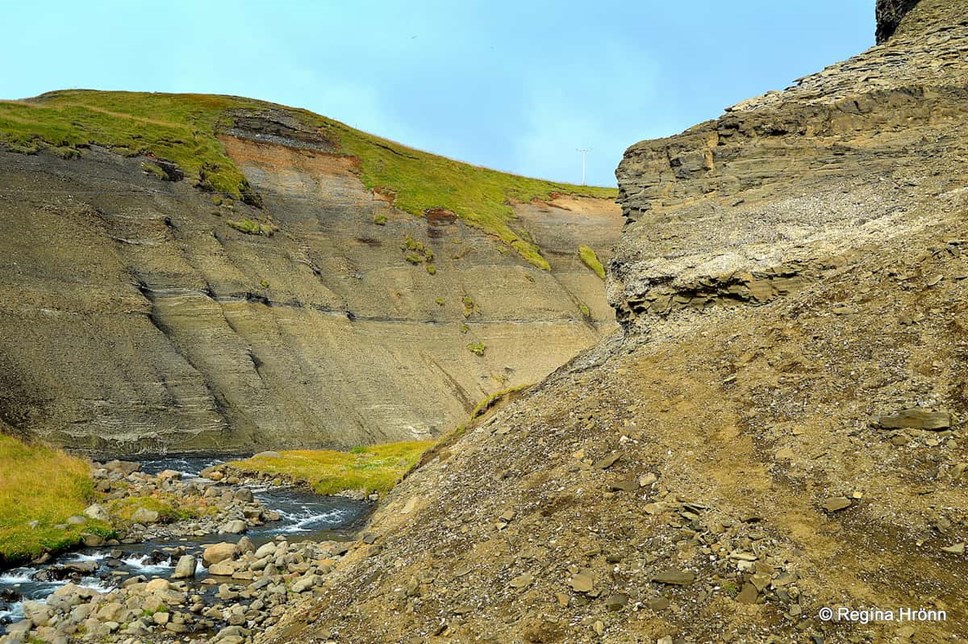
xmin=1 ymin=1 xmax=874 ymax=186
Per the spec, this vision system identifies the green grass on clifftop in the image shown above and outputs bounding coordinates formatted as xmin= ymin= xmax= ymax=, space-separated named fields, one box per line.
xmin=227 ymin=441 xmax=434 ymax=496
xmin=0 ymin=90 xmax=616 ymax=268
xmin=0 ymin=433 xmax=109 ymax=563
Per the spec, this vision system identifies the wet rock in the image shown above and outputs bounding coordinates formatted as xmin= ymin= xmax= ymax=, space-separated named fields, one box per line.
xmin=172 ymin=555 xmax=198 ymax=579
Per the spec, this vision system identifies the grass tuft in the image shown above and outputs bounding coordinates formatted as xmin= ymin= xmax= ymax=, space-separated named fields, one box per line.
xmin=0 ymin=434 xmax=109 ymax=564
xmin=578 ymin=245 xmax=607 ymax=280
xmin=466 ymin=341 xmax=487 ymax=357
xmin=227 ymin=218 xmax=277 ymax=236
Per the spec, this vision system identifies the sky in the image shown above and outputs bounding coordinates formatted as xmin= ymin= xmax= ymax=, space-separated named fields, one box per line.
xmin=0 ymin=1 xmax=874 ymax=187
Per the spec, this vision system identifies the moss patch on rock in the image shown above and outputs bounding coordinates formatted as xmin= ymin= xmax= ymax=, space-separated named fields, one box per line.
xmin=578 ymin=245 xmax=606 ymax=280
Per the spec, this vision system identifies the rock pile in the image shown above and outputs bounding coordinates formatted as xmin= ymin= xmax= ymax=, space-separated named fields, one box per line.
xmin=1 ymin=536 xmax=351 ymax=644
xmin=89 ymin=461 xmax=277 ymax=543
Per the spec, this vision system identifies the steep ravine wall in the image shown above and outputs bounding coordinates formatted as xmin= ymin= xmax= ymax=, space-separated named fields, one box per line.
xmin=257 ymin=3 xmax=968 ymax=641
xmin=0 ymin=122 xmax=621 ymax=455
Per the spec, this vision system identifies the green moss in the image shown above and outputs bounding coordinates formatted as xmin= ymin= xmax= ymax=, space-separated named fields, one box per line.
xmin=227 ymin=441 xmax=434 ymax=496
xmin=373 ymin=213 xmax=388 ymax=225
xmin=470 ymin=384 xmax=531 ymax=419
xmin=466 ymin=341 xmax=486 ymax=356
xmin=0 ymin=90 xmax=616 ymax=267
xmin=140 ymin=160 xmax=168 ymax=180
xmin=435 ymin=297 xmax=445 ymax=306
xmin=402 ymin=235 xmax=435 ymax=268
xmin=578 ymin=245 xmax=606 ymax=280
xmin=227 ymin=218 xmax=277 ymax=236
xmin=578 ymin=302 xmax=592 ymax=318
xmin=462 ymin=295 xmax=476 ymax=318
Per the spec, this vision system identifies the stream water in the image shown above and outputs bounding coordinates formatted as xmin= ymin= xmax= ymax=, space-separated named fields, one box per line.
xmin=0 ymin=457 xmax=371 ymax=631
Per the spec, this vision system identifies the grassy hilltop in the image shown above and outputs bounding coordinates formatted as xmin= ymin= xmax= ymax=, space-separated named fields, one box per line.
xmin=0 ymin=90 xmax=615 ymax=269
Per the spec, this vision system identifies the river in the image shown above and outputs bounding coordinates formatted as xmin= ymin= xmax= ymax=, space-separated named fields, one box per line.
xmin=0 ymin=456 xmax=371 ymax=632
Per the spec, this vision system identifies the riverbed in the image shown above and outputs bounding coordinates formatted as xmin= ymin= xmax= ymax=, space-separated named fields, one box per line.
xmin=0 ymin=456 xmax=371 ymax=632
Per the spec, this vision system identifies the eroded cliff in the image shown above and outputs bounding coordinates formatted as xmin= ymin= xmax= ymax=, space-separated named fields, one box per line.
xmin=0 ymin=100 xmax=621 ymax=454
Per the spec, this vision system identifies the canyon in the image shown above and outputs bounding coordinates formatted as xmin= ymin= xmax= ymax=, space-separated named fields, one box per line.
xmin=0 ymin=100 xmax=619 ymax=454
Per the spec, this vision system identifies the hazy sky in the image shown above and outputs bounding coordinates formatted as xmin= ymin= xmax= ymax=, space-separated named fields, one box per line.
xmin=1 ymin=1 xmax=874 ymax=186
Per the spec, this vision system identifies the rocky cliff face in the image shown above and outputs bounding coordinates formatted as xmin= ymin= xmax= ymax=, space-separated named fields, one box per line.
xmin=263 ymin=2 xmax=968 ymax=641
xmin=610 ymin=0 xmax=965 ymax=329
xmin=0 ymin=110 xmax=620 ymax=454
xmin=877 ymin=0 xmax=923 ymax=42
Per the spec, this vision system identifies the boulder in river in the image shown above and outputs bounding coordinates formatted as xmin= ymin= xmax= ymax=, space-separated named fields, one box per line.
xmin=203 ymin=542 xmax=239 ymax=567
xmin=171 ymin=555 xmax=198 ymax=579
xmin=219 ymin=519 xmax=247 ymax=534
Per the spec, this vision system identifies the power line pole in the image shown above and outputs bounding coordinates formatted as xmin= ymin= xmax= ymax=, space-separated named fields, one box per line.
xmin=576 ymin=148 xmax=591 ymax=185
xmin=577 ymin=148 xmax=590 ymax=185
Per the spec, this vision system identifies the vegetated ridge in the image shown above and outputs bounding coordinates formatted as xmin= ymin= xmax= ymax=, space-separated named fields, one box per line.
xmin=0 ymin=91 xmax=621 ymax=454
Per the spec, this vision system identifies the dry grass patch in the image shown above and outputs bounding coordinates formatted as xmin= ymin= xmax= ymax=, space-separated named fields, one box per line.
xmin=0 ymin=433 xmax=109 ymax=564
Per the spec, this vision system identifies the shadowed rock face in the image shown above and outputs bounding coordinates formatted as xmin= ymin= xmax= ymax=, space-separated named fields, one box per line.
xmin=877 ymin=0 xmax=923 ymax=43
xmin=0 ymin=117 xmax=621 ymax=455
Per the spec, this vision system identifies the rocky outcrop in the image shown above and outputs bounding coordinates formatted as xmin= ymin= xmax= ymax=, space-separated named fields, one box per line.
xmin=611 ymin=0 xmax=968 ymax=329
xmin=0 ymin=113 xmax=620 ymax=454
